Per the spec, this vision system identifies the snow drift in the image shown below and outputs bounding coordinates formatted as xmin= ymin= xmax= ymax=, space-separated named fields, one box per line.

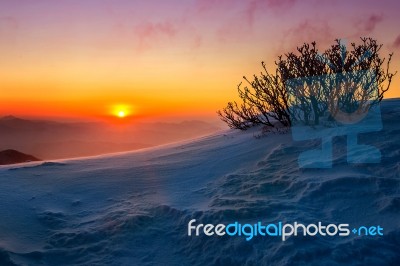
xmin=0 ymin=100 xmax=399 ymax=265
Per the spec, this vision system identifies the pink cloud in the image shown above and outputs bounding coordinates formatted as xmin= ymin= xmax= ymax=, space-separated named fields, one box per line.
xmin=245 ymin=0 xmax=296 ymax=25
xmin=356 ymin=14 xmax=383 ymax=32
xmin=100 ymin=0 xmax=298 ymax=52
xmin=266 ymin=0 xmax=296 ymax=8
xmin=134 ymin=21 xmax=177 ymax=50
xmin=210 ymin=0 xmax=297 ymax=43
xmin=279 ymin=19 xmax=334 ymax=55
xmin=96 ymin=19 xmax=181 ymax=52
xmin=393 ymin=35 xmax=400 ymax=48
xmin=194 ymin=0 xmax=235 ymax=13
xmin=195 ymin=0 xmax=296 ymax=14
xmin=194 ymin=0 xmax=296 ymax=28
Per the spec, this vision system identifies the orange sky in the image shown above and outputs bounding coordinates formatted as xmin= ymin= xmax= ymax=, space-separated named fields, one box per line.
xmin=0 ymin=0 xmax=399 ymax=121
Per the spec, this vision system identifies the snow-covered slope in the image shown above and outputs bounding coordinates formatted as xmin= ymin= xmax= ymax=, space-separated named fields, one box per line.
xmin=0 ymin=100 xmax=399 ymax=265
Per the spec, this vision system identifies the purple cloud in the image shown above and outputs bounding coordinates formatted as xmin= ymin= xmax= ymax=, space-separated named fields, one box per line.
xmin=203 ymin=0 xmax=297 ymax=43
xmin=245 ymin=0 xmax=296 ymax=25
xmin=194 ymin=0 xmax=234 ymax=13
xmin=393 ymin=35 xmax=400 ymax=48
xmin=279 ymin=19 xmax=334 ymax=55
xmin=194 ymin=0 xmax=296 ymax=29
xmin=356 ymin=14 xmax=383 ymax=32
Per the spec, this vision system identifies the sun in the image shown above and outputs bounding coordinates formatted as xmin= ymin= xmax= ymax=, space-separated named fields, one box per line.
xmin=117 ymin=110 xmax=126 ymax=118
xmin=111 ymin=104 xmax=133 ymax=119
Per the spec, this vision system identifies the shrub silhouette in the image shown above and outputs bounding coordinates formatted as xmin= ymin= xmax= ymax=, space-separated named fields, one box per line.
xmin=218 ymin=38 xmax=396 ymax=129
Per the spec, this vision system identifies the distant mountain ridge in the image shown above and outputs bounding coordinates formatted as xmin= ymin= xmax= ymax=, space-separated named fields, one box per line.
xmin=0 ymin=115 xmax=19 ymax=121
xmin=0 ymin=115 xmax=222 ymax=160
xmin=0 ymin=149 xmax=41 ymax=165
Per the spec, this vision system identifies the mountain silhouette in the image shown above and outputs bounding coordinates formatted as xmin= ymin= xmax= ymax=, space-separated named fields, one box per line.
xmin=0 ymin=149 xmax=41 ymax=165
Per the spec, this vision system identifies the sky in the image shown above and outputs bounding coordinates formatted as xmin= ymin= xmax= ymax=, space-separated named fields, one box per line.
xmin=0 ymin=0 xmax=399 ymax=121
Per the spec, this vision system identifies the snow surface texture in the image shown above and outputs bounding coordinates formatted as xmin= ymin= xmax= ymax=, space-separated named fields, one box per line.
xmin=0 ymin=100 xmax=399 ymax=266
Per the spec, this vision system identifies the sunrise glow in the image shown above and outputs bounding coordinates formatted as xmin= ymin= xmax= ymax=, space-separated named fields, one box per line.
xmin=0 ymin=1 xmax=399 ymax=120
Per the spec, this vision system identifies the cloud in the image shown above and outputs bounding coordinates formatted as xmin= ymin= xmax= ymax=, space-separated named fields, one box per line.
xmin=134 ymin=21 xmax=177 ymax=50
xmin=267 ymin=0 xmax=296 ymax=8
xmin=194 ymin=0 xmax=296 ymax=30
xmin=100 ymin=0 xmax=299 ymax=52
xmin=194 ymin=0 xmax=235 ymax=13
xmin=355 ymin=14 xmax=383 ymax=32
xmin=279 ymin=19 xmax=334 ymax=55
xmin=195 ymin=0 xmax=296 ymax=14
xmin=286 ymin=19 xmax=333 ymax=44
xmin=245 ymin=0 xmax=296 ymax=25
xmin=197 ymin=0 xmax=297 ymax=43
xmin=393 ymin=35 xmax=400 ymax=48
xmin=95 ymin=19 xmax=182 ymax=53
